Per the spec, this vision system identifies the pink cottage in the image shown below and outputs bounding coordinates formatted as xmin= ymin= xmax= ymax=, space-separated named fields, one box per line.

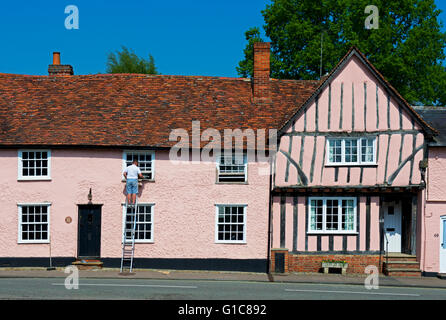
xmin=0 ymin=44 xmax=445 ymax=277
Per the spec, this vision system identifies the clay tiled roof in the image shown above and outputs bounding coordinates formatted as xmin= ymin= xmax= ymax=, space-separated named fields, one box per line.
xmin=0 ymin=73 xmax=320 ymax=148
xmin=413 ymin=106 xmax=446 ymax=146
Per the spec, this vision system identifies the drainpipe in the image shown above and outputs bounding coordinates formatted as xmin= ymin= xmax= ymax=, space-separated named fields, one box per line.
xmin=266 ymin=153 xmax=275 ymax=275
xmin=422 ymin=164 xmax=428 ymax=273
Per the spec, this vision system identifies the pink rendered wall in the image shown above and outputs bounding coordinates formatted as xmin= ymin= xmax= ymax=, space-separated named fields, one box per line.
xmin=277 ymin=55 xmax=425 ymax=188
xmin=420 ymin=147 xmax=446 ymax=273
xmin=0 ymin=149 xmax=270 ymax=260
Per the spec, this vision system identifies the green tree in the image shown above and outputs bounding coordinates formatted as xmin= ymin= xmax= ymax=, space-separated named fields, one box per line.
xmin=237 ymin=0 xmax=446 ymax=105
xmin=107 ymin=46 xmax=158 ymax=74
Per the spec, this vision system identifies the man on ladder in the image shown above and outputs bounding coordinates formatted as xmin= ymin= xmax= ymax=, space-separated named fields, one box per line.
xmin=123 ymin=159 xmax=143 ymax=205
xmin=121 ymin=159 xmax=143 ymax=273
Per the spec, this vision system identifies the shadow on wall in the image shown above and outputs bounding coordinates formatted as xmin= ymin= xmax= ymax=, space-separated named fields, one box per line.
xmin=121 ymin=180 xmax=149 ymax=199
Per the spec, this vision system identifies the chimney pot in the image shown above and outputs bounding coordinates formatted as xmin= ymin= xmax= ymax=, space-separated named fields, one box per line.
xmin=52 ymin=52 xmax=61 ymax=65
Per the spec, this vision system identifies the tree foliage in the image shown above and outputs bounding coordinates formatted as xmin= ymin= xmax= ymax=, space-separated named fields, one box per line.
xmin=237 ymin=0 xmax=446 ymax=105
xmin=107 ymin=46 xmax=158 ymax=74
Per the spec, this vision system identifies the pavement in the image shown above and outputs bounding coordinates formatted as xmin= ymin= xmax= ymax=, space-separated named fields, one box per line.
xmin=0 ymin=267 xmax=445 ymax=289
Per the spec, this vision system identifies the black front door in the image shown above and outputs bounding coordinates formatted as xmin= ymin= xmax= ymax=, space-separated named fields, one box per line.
xmin=78 ymin=205 xmax=101 ymax=258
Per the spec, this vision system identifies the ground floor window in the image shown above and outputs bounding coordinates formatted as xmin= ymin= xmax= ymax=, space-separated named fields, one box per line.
xmin=308 ymin=197 xmax=356 ymax=234
xmin=18 ymin=203 xmax=50 ymax=243
xmin=122 ymin=204 xmax=154 ymax=242
xmin=215 ymin=204 xmax=247 ymax=243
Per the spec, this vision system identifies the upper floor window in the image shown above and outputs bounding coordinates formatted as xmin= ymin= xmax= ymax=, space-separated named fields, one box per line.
xmin=217 ymin=154 xmax=247 ymax=183
xmin=123 ymin=150 xmax=154 ymax=180
xmin=326 ymin=137 xmax=376 ymax=165
xmin=18 ymin=150 xmax=51 ymax=180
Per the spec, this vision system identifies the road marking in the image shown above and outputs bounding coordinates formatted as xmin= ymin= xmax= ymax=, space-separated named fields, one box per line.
xmin=285 ymin=288 xmax=420 ymax=297
xmin=52 ymin=283 xmax=197 ymax=289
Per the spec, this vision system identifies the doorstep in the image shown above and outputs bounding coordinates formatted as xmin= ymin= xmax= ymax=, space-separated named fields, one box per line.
xmin=72 ymin=259 xmax=103 ymax=270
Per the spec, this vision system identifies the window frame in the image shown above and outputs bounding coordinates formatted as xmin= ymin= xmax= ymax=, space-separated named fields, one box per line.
xmin=307 ymin=197 xmax=357 ymax=234
xmin=17 ymin=203 xmax=51 ymax=244
xmin=122 ymin=150 xmax=155 ymax=181
xmin=216 ymin=153 xmax=248 ymax=183
xmin=325 ymin=137 xmax=377 ymax=166
xmin=121 ymin=203 xmax=155 ymax=243
xmin=215 ymin=204 xmax=247 ymax=244
xmin=17 ymin=150 xmax=52 ymax=181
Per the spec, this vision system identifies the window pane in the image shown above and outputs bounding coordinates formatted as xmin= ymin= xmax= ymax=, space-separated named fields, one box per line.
xmin=326 ymin=200 xmax=339 ymax=230
xmin=342 ymin=200 xmax=355 ymax=231
xmin=361 ymin=138 xmax=375 ymax=162
xmin=328 ymin=140 xmax=342 ymax=163
xmin=310 ymin=200 xmax=323 ymax=231
xmin=345 ymin=139 xmax=358 ymax=163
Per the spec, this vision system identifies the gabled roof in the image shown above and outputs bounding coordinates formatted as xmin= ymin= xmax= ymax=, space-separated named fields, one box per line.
xmin=0 ymin=73 xmax=320 ymax=148
xmin=277 ymin=46 xmax=437 ymax=136
xmin=413 ymin=106 xmax=446 ymax=146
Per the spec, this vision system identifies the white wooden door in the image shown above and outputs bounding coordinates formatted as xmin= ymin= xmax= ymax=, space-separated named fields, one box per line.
xmin=383 ymin=201 xmax=402 ymax=253
xmin=440 ymin=216 xmax=446 ymax=273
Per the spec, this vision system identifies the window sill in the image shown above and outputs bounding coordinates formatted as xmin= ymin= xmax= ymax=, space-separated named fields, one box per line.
xmin=215 ymin=241 xmax=247 ymax=245
xmin=121 ymin=179 xmax=155 ymax=183
xmin=216 ymin=181 xmax=249 ymax=185
xmin=306 ymin=231 xmax=358 ymax=235
xmin=325 ymin=164 xmax=377 ymax=167
xmin=18 ymin=240 xmax=50 ymax=244
xmin=18 ymin=178 xmax=52 ymax=182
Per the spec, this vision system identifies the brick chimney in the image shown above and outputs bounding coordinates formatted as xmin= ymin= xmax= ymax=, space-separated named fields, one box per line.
xmin=253 ymin=42 xmax=271 ymax=104
xmin=48 ymin=52 xmax=73 ymax=76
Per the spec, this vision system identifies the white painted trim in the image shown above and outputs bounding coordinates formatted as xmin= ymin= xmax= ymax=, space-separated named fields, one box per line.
xmin=17 ymin=202 xmax=52 ymax=206
xmin=440 ymin=215 xmax=446 ymax=273
xmin=216 ymin=154 xmax=248 ymax=183
xmin=325 ymin=137 xmax=377 ymax=166
xmin=122 ymin=150 xmax=155 ymax=181
xmin=307 ymin=197 xmax=357 ymax=234
xmin=214 ymin=204 xmax=247 ymax=244
xmin=17 ymin=149 xmax=52 ymax=181
xmin=17 ymin=203 xmax=51 ymax=244
xmin=121 ymin=203 xmax=154 ymax=243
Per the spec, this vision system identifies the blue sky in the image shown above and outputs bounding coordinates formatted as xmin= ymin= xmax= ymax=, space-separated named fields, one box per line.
xmin=0 ymin=1 xmax=445 ymax=77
